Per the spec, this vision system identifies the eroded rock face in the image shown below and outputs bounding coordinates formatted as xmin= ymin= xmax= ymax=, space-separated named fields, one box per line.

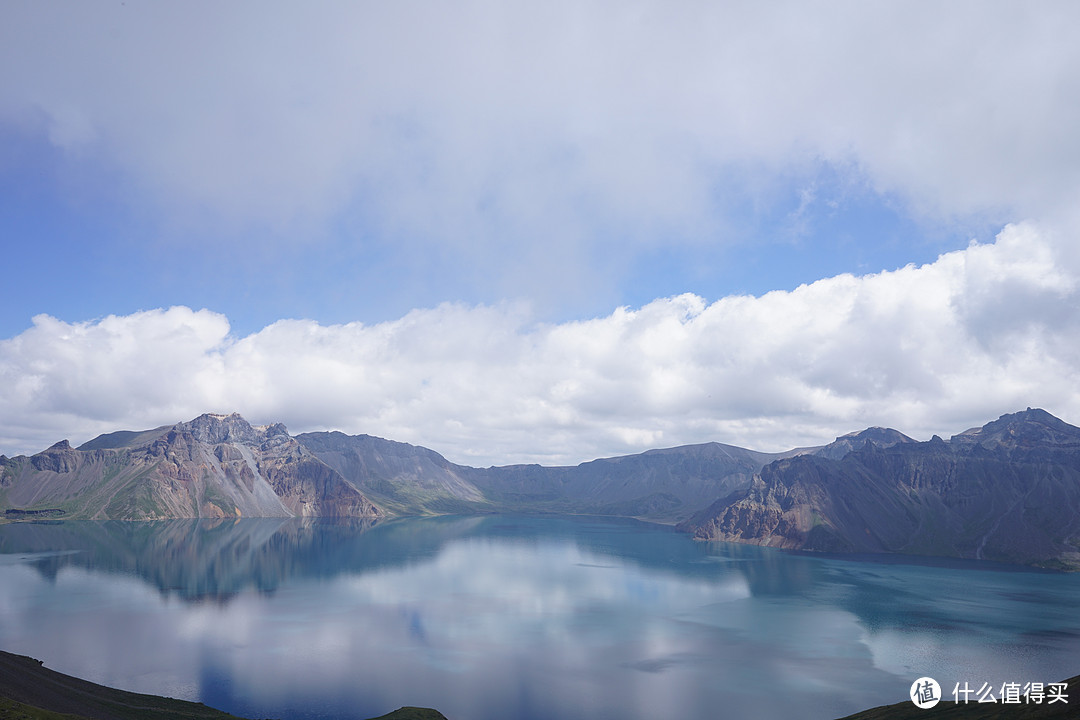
xmin=813 ymin=427 xmax=916 ymax=460
xmin=1 ymin=413 xmax=383 ymax=522
xmin=681 ymin=410 xmax=1080 ymax=570
xmin=0 ymin=456 xmax=14 ymax=487
xmin=30 ymin=440 xmax=80 ymax=473
xmin=185 ymin=412 xmax=263 ymax=446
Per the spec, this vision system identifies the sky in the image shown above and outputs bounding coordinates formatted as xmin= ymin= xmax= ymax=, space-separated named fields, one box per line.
xmin=2 ymin=1 xmax=1080 ymax=466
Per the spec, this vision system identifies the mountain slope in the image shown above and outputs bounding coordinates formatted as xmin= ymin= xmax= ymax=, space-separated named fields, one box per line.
xmin=463 ymin=441 xmax=799 ymax=522
xmin=0 ymin=414 xmax=381 ymax=521
xmin=296 ymin=432 xmax=802 ymax=522
xmin=681 ymin=409 xmax=1080 ymax=569
xmin=0 ymin=649 xmax=247 ymax=720
xmin=296 ymin=431 xmax=489 ymax=515
xmin=2 ymin=414 xmax=791 ymax=523
xmin=8 ymin=407 xmax=1080 ymax=570
xmin=0 ymin=649 xmax=447 ymax=720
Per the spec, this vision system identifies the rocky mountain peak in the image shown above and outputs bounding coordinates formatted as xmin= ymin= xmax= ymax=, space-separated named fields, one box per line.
xmin=815 ymin=426 xmax=915 ymax=460
xmin=262 ymin=422 xmax=290 ymax=438
xmin=951 ymin=408 xmax=1080 ymax=450
xmin=842 ymin=426 xmax=914 ymax=445
xmin=182 ymin=413 xmax=262 ymax=445
xmin=31 ymin=439 xmax=79 ymax=473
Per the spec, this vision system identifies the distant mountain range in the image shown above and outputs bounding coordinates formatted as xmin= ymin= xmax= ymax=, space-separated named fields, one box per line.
xmin=4 ymin=408 xmax=1080 ymax=569
xmin=0 ymin=411 xmax=797 ymax=524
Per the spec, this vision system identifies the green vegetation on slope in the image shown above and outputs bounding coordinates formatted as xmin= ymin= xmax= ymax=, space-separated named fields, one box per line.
xmin=0 ymin=651 xmax=246 ymax=720
xmin=6 ymin=647 xmax=1078 ymax=720
xmin=365 ymin=709 xmax=448 ymax=720
xmin=1 ymin=696 xmax=99 ymax=720
xmin=0 ymin=650 xmax=446 ymax=720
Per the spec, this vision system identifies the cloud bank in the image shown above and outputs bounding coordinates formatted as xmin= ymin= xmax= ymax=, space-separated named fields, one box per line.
xmin=2 ymin=1 xmax=1080 ymax=313
xmin=2 ymin=3 xmax=1079 ymax=464
xmin=2 ymin=222 xmax=1076 ymax=465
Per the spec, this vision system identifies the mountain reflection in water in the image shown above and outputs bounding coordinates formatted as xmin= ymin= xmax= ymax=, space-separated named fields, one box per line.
xmin=1 ymin=516 xmax=1079 ymax=720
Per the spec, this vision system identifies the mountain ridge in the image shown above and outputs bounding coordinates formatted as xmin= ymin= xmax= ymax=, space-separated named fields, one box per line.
xmin=680 ymin=408 xmax=1080 ymax=569
xmin=294 ymin=429 xmax=796 ymax=521
xmin=5 ymin=409 xmax=1080 ymax=569
xmin=1 ymin=413 xmax=381 ymax=521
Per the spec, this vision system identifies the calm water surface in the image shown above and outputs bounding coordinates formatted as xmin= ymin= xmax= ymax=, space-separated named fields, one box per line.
xmin=1 ymin=515 xmax=1079 ymax=719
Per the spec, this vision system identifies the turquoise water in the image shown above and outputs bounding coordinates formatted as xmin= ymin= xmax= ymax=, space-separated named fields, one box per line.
xmin=1 ymin=515 xmax=1078 ymax=719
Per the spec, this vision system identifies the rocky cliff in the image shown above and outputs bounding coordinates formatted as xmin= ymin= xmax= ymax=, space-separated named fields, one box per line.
xmin=0 ymin=413 xmax=381 ymax=521
xmin=680 ymin=409 xmax=1080 ymax=570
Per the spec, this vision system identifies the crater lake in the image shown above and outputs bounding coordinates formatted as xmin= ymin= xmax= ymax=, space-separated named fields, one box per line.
xmin=2 ymin=515 xmax=1079 ymax=719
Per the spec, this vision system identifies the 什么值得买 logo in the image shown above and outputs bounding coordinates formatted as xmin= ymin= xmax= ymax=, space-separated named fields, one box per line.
xmin=910 ymin=677 xmax=941 ymax=709
xmin=910 ymin=676 xmax=1069 ymax=708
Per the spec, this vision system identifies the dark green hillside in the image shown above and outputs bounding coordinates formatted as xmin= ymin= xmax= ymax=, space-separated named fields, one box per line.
xmin=0 ymin=650 xmax=246 ymax=720
xmin=366 ymin=709 xmax=448 ymax=720
xmin=0 ymin=650 xmax=447 ymax=720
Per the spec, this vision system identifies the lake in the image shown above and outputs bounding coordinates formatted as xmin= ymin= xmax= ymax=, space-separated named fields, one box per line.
xmin=1 ymin=515 xmax=1079 ymax=719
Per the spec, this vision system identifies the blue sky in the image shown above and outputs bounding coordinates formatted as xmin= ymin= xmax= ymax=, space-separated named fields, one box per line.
xmin=1 ymin=1 xmax=1078 ymax=464
xmin=0 ymin=123 xmax=989 ymax=339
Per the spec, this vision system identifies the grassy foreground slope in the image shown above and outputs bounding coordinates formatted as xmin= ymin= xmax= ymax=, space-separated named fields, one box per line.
xmin=0 ymin=651 xmax=244 ymax=720
xmin=0 ymin=651 xmax=446 ymax=720
xmin=3 ymin=646 xmax=1076 ymax=720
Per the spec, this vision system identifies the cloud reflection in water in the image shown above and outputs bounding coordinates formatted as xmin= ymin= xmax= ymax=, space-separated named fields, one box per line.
xmin=1 ymin=516 xmax=1079 ymax=720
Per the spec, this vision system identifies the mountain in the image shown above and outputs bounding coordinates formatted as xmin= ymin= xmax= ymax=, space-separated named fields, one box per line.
xmin=812 ymin=426 xmax=916 ymax=460
xmin=7 ymin=408 xmax=1080 ymax=570
xmin=2 ymin=413 xmax=804 ymax=524
xmin=297 ymin=431 xmax=802 ymax=522
xmin=464 ymin=441 xmax=800 ymax=521
xmin=680 ymin=409 xmax=1080 ymax=570
xmin=0 ymin=413 xmax=799 ymax=523
xmin=0 ymin=413 xmax=381 ymax=521
xmin=295 ymin=431 xmax=490 ymax=515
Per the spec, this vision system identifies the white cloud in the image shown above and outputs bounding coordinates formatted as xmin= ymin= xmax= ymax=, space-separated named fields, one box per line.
xmin=2 ymin=223 xmax=1077 ymax=465
xmin=2 ymin=1 xmax=1079 ymax=282
xmin=0 ymin=307 xmax=231 ymax=443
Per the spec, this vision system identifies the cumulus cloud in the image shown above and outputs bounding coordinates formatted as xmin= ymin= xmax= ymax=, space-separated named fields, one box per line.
xmin=2 ymin=223 xmax=1077 ymax=465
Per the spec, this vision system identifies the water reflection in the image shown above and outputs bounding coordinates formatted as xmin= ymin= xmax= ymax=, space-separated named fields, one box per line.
xmin=1 ymin=516 xmax=1079 ymax=720
xmin=0 ymin=515 xmax=813 ymax=604
xmin=0 ymin=516 xmax=397 ymax=601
